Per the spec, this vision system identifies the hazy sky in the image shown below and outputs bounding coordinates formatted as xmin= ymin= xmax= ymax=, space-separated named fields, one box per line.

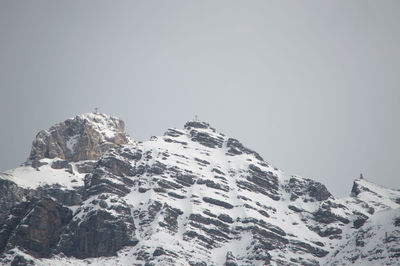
xmin=1 ymin=1 xmax=399 ymax=197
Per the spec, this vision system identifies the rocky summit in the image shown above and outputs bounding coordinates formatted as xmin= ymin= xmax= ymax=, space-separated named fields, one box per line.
xmin=0 ymin=113 xmax=399 ymax=265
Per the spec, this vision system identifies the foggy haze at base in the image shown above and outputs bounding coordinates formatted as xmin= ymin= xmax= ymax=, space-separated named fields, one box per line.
xmin=0 ymin=1 xmax=399 ymax=197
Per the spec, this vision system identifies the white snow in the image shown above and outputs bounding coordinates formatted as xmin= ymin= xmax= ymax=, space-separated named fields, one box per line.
xmin=2 ymin=158 xmax=85 ymax=189
xmin=66 ymin=135 xmax=79 ymax=152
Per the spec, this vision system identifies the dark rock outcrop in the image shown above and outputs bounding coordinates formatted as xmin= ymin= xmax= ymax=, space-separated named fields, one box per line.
xmin=226 ymin=138 xmax=263 ymax=161
xmin=1 ymin=198 xmax=72 ymax=258
xmin=0 ymin=179 xmax=27 ymax=225
xmin=225 ymin=251 xmax=238 ymax=266
xmin=285 ymin=177 xmax=331 ymax=202
xmin=59 ymin=210 xmax=137 ymax=258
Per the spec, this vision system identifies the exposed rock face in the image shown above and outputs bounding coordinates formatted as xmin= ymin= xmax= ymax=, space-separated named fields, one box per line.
xmin=225 ymin=251 xmax=238 ymax=266
xmin=59 ymin=210 xmax=137 ymax=258
xmin=28 ymin=113 xmax=131 ymax=164
xmin=0 ymin=198 xmax=72 ymax=258
xmin=0 ymin=114 xmax=399 ymax=265
xmin=0 ymin=176 xmax=83 ymax=256
xmin=284 ymin=177 xmax=332 ymax=202
xmin=58 ymin=147 xmax=138 ymax=258
xmin=33 ymin=185 xmax=83 ymax=206
xmin=0 ymin=179 xmax=27 ymax=225
xmin=226 ymin=137 xmax=263 ymax=161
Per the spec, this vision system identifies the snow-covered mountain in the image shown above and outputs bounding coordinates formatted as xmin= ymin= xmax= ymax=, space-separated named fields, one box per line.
xmin=0 ymin=113 xmax=399 ymax=265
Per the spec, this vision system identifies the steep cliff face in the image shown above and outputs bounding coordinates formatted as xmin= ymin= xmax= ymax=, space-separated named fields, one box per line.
xmin=2 ymin=198 xmax=72 ymax=258
xmin=0 ymin=114 xmax=399 ymax=265
xmin=28 ymin=112 xmax=131 ymax=165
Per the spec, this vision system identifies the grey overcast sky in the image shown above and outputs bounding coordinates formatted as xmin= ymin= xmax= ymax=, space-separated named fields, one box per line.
xmin=0 ymin=1 xmax=399 ymax=197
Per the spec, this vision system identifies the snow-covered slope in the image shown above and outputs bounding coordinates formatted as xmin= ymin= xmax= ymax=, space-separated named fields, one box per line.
xmin=0 ymin=115 xmax=399 ymax=265
xmin=325 ymin=207 xmax=400 ymax=265
xmin=323 ymin=180 xmax=400 ymax=265
xmin=4 ymin=158 xmax=86 ymax=189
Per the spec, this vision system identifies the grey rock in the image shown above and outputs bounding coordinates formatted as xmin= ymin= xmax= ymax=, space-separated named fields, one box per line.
xmin=28 ymin=113 xmax=131 ymax=164
xmin=286 ymin=177 xmax=331 ymax=202
xmin=59 ymin=210 xmax=137 ymax=258
xmin=188 ymin=128 xmax=223 ymax=149
xmin=226 ymin=138 xmax=263 ymax=161
xmin=289 ymin=240 xmax=329 ymax=258
xmin=11 ymin=255 xmax=34 ymax=266
xmin=0 ymin=179 xmax=27 ymax=224
xmin=2 ymin=198 xmax=72 ymax=258
xmin=203 ymin=197 xmax=234 ymax=209
xmin=33 ymin=185 xmax=83 ymax=206
xmin=75 ymin=161 xmax=97 ymax=174
xmin=224 ymin=251 xmax=238 ymax=266
xmin=51 ymin=159 xmax=70 ymax=170
xmin=153 ymin=247 xmax=165 ymax=256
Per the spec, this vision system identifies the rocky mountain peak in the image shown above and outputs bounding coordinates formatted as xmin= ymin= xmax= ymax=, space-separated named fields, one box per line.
xmin=28 ymin=112 xmax=132 ymax=165
xmin=1 ymin=114 xmax=399 ymax=265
